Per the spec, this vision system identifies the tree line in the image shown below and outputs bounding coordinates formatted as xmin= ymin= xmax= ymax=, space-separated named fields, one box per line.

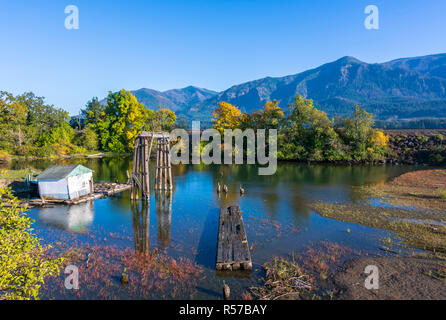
xmin=211 ymin=95 xmax=388 ymax=162
xmin=1 ymin=89 xmax=387 ymax=162
xmin=0 ymin=89 xmax=177 ymax=159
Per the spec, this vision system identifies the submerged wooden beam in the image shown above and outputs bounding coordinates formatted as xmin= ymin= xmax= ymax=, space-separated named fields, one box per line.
xmin=216 ymin=206 xmax=252 ymax=271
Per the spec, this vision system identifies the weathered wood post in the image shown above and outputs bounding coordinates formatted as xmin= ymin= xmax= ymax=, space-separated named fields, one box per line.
xmin=132 ymin=132 xmax=173 ymax=201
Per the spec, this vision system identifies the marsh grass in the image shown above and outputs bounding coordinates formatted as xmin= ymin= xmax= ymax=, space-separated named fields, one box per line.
xmin=426 ymin=268 xmax=446 ymax=282
xmin=357 ymin=169 xmax=446 ymax=213
xmin=248 ymin=256 xmax=312 ymax=300
xmin=438 ymin=189 xmax=446 ymax=199
xmin=247 ymin=242 xmax=357 ymax=300
xmin=309 ymin=202 xmax=446 ymax=257
xmin=43 ymin=244 xmax=202 ymax=300
xmin=0 ymin=168 xmax=41 ymax=180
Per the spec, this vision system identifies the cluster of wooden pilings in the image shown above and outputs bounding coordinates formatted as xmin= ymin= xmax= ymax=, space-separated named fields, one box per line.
xmin=131 ymin=132 xmax=173 ymax=201
xmin=155 ymin=137 xmax=173 ymax=191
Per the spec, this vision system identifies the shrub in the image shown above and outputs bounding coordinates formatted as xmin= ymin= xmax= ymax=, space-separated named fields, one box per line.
xmin=0 ymin=150 xmax=11 ymax=163
xmin=438 ymin=189 xmax=446 ymax=199
xmin=0 ymin=187 xmax=63 ymax=299
xmin=428 ymin=153 xmax=445 ymax=165
xmin=72 ymin=146 xmax=87 ymax=155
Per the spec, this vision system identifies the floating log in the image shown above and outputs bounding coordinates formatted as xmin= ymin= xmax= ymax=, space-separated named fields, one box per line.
xmin=216 ymin=206 xmax=252 ymax=271
xmin=94 ymin=182 xmax=131 ymax=196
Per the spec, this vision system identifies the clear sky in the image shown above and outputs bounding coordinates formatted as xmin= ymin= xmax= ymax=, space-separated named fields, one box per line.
xmin=0 ymin=0 xmax=445 ymax=114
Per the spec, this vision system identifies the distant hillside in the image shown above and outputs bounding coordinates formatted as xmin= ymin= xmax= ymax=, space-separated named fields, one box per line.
xmin=130 ymin=86 xmax=218 ymax=117
xmin=119 ymin=53 xmax=446 ymax=123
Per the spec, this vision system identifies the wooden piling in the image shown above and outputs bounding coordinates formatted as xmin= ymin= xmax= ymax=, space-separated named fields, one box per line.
xmin=132 ymin=132 xmax=173 ymax=201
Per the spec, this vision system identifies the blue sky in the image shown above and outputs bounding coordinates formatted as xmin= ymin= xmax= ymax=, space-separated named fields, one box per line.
xmin=0 ymin=0 xmax=445 ymax=114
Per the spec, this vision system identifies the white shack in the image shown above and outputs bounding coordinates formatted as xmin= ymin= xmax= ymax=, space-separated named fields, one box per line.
xmin=37 ymin=165 xmax=94 ymax=200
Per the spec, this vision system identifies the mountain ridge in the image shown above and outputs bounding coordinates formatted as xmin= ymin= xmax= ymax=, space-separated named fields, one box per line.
xmin=118 ymin=53 xmax=446 ymax=122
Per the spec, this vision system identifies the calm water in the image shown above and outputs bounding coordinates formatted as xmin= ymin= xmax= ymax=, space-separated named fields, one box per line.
xmin=11 ymin=158 xmax=425 ymax=299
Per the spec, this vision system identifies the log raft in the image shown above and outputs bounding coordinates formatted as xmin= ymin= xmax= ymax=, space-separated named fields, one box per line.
xmin=94 ymin=182 xmax=131 ymax=196
xmin=9 ymin=182 xmax=131 ymax=208
xmin=216 ymin=206 xmax=252 ymax=271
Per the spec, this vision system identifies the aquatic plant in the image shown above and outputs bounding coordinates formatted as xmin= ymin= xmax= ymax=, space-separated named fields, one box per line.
xmin=42 ymin=243 xmax=202 ymax=300
xmin=249 ymin=256 xmax=311 ymax=300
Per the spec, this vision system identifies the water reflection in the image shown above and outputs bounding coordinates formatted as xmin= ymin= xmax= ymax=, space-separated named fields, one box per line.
xmin=131 ymin=201 xmax=150 ymax=254
xmin=131 ymin=192 xmax=173 ymax=253
xmin=156 ymin=191 xmax=172 ymax=250
xmin=38 ymin=201 xmax=94 ymax=233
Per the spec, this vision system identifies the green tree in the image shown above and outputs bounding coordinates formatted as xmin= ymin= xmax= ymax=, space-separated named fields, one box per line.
xmin=0 ymin=91 xmax=69 ymax=155
xmin=82 ymin=97 xmax=105 ymax=125
xmin=339 ymin=105 xmax=376 ymax=160
xmin=81 ymin=125 xmax=99 ymax=151
xmin=0 ymin=91 xmax=28 ymax=151
xmin=279 ymin=95 xmax=342 ymax=161
xmin=38 ymin=121 xmax=76 ymax=147
xmin=152 ymin=108 xmax=177 ymax=131
xmin=0 ymin=186 xmax=63 ymax=300
xmin=102 ymin=89 xmax=150 ymax=153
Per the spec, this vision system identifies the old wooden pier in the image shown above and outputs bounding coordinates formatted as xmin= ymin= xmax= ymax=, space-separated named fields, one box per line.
xmin=131 ymin=132 xmax=173 ymax=201
xmin=216 ymin=206 xmax=252 ymax=271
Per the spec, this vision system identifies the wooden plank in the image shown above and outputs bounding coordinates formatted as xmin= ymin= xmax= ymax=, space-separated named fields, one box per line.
xmin=216 ymin=206 xmax=252 ymax=271
xmin=139 ymin=132 xmax=170 ymax=138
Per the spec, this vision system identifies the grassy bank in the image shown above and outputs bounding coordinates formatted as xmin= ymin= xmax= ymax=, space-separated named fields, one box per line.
xmin=0 ymin=168 xmax=41 ymax=180
xmin=10 ymin=151 xmax=132 ymax=161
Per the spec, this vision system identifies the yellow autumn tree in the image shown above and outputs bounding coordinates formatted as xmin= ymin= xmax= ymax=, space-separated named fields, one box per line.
xmin=371 ymin=130 xmax=389 ymax=148
xmin=212 ymin=101 xmax=242 ymax=133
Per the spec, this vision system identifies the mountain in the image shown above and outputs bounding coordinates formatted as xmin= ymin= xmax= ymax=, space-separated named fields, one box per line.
xmin=122 ymin=53 xmax=446 ymax=122
xmin=130 ymin=86 xmax=218 ymax=116
xmin=382 ymin=54 xmax=446 ymax=79
xmin=188 ymin=53 xmax=446 ymax=122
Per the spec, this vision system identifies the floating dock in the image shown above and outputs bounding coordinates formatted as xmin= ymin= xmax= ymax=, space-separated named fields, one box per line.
xmin=216 ymin=206 xmax=252 ymax=271
xmin=7 ymin=183 xmax=131 ymax=209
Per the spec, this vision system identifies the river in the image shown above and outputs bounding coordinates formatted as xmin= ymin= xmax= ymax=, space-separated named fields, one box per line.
xmin=11 ymin=157 xmax=425 ymax=299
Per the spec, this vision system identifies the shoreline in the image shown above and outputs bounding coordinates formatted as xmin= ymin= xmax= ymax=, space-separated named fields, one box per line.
xmin=10 ymin=152 xmax=132 ymax=161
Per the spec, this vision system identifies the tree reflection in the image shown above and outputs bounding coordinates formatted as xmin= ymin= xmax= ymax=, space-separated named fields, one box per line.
xmin=131 ymin=201 xmax=150 ymax=254
xmin=155 ymin=191 xmax=172 ymax=250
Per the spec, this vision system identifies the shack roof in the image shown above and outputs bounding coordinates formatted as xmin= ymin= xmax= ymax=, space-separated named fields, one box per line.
xmin=37 ymin=165 xmax=93 ymax=181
